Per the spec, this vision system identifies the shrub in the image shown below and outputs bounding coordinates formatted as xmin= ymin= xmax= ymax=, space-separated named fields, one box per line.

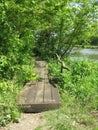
xmin=45 ymin=59 xmax=98 ymax=130
xmin=48 ymin=59 xmax=98 ymax=107
xmin=0 ymin=80 xmax=20 ymax=126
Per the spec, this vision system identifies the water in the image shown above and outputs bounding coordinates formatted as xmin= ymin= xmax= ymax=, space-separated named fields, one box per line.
xmin=70 ymin=48 xmax=98 ymax=61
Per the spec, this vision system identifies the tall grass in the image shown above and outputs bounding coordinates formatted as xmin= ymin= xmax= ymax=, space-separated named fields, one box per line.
xmin=42 ymin=59 xmax=98 ymax=130
xmin=0 ymin=60 xmax=38 ymax=126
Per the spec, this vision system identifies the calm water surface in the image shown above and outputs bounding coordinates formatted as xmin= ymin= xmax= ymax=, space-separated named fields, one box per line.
xmin=70 ymin=48 xmax=98 ymax=61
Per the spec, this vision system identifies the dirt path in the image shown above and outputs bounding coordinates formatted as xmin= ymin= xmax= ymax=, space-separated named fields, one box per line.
xmin=0 ymin=112 xmax=46 ymax=130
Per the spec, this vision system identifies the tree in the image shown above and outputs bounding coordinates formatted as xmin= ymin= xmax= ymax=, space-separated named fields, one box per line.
xmin=34 ymin=0 xmax=98 ymax=58
xmin=0 ymin=0 xmax=35 ymax=78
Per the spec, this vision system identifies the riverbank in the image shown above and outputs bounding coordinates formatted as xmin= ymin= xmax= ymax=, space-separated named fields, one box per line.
xmin=75 ymin=45 xmax=98 ymax=49
xmin=71 ymin=47 xmax=98 ymax=62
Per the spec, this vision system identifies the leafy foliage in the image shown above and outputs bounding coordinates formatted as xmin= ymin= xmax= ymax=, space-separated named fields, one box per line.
xmin=0 ymin=0 xmax=35 ymax=79
xmin=0 ymin=0 xmax=98 ymax=127
xmin=45 ymin=59 xmax=98 ymax=130
xmin=34 ymin=0 xmax=98 ymax=58
xmin=48 ymin=59 xmax=98 ymax=106
xmin=0 ymin=80 xmax=20 ymax=126
xmin=0 ymin=0 xmax=37 ymax=126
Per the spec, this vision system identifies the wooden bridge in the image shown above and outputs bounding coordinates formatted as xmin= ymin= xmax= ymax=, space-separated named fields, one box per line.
xmin=17 ymin=61 xmax=61 ymax=112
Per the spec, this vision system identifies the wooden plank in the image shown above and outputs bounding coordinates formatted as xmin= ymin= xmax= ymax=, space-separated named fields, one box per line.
xmin=36 ymin=61 xmax=46 ymax=68
xmin=36 ymin=68 xmax=45 ymax=79
xmin=34 ymin=81 xmax=44 ymax=103
xmin=17 ymin=82 xmax=37 ymax=105
xmin=25 ymin=83 xmax=38 ymax=104
xmin=17 ymin=87 xmax=30 ymax=104
xmin=43 ymin=67 xmax=52 ymax=103
xmin=21 ymin=103 xmax=61 ymax=113
xmin=51 ymin=85 xmax=61 ymax=104
xmin=17 ymin=60 xmax=61 ymax=112
xmin=39 ymin=68 xmax=45 ymax=78
xmin=43 ymin=83 xmax=52 ymax=103
xmin=44 ymin=68 xmax=49 ymax=82
xmin=44 ymin=70 xmax=48 ymax=79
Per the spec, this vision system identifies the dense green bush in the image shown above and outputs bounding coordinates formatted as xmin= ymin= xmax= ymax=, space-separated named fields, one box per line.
xmin=0 ymin=0 xmax=35 ymax=78
xmin=0 ymin=1 xmax=37 ymax=126
xmin=0 ymin=80 xmax=20 ymax=126
xmin=45 ymin=59 xmax=98 ymax=130
xmin=0 ymin=61 xmax=37 ymax=126
xmin=48 ymin=59 xmax=98 ymax=107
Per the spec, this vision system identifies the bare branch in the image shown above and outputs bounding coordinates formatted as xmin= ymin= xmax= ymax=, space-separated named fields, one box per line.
xmin=56 ymin=54 xmax=71 ymax=72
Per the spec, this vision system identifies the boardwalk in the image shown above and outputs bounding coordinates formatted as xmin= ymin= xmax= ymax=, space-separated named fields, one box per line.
xmin=17 ymin=61 xmax=61 ymax=112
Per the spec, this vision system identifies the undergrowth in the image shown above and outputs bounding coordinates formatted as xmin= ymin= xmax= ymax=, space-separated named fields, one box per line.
xmin=36 ymin=59 xmax=98 ymax=130
xmin=0 ymin=80 xmax=21 ymax=126
xmin=0 ymin=59 xmax=38 ymax=126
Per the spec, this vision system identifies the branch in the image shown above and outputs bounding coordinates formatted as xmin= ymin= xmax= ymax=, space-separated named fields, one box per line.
xmin=56 ymin=54 xmax=71 ymax=72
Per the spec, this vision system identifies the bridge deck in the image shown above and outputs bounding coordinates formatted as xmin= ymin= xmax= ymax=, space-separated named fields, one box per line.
xmin=17 ymin=61 xmax=61 ymax=112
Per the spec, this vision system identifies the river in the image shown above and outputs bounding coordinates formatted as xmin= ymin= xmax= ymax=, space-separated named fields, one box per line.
xmin=70 ymin=48 xmax=98 ymax=62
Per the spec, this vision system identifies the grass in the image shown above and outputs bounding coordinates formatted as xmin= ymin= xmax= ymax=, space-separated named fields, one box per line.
xmin=0 ymin=60 xmax=38 ymax=126
xmin=36 ymin=92 xmax=98 ymax=130
xmin=43 ymin=92 xmax=98 ymax=130
xmin=0 ymin=80 xmax=21 ymax=126
xmin=36 ymin=59 xmax=98 ymax=130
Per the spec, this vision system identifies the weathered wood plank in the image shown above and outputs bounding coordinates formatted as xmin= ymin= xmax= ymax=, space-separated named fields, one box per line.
xmin=51 ymin=85 xmax=61 ymax=104
xmin=25 ymin=83 xmax=38 ymax=104
xmin=17 ymin=88 xmax=29 ymax=104
xmin=39 ymin=69 xmax=45 ymax=78
xmin=17 ymin=82 xmax=37 ymax=104
xmin=17 ymin=60 xmax=61 ymax=112
xmin=21 ymin=103 xmax=61 ymax=113
xmin=34 ymin=81 xmax=44 ymax=103
xmin=36 ymin=61 xmax=46 ymax=68
xmin=43 ymin=83 xmax=52 ymax=103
